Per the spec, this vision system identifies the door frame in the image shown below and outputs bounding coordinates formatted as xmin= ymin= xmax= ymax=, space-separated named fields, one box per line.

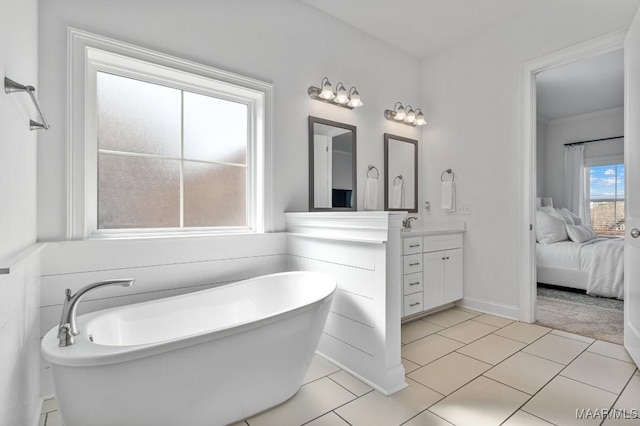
xmin=519 ymin=30 xmax=627 ymax=322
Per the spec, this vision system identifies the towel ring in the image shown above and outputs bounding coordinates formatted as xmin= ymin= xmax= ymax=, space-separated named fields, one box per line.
xmin=440 ymin=169 xmax=455 ymax=182
xmin=393 ymin=175 xmax=404 ymax=185
xmin=367 ymin=165 xmax=379 ymax=179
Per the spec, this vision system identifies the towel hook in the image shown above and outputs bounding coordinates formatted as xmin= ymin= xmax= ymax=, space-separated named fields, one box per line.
xmin=367 ymin=165 xmax=379 ymax=179
xmin=440 ymin=169 xmax=455 ymax=182
xmin=393 ymin=175 xmax=404 ymax=185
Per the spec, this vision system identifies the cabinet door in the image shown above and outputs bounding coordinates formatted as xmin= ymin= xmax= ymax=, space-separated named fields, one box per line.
xmin=423 ymin=251 xmax=445 ymax=310
xmin=444 ymin=248 xmax=463 ymax=302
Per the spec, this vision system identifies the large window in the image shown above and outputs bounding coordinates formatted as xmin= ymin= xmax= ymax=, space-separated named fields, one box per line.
xmin=588 ymin=163 xmax=625 ymax=236
xmin=69 ymin=29 xmax=273 ymax=239
xmin=97 ymin=72 xmax=248 ymax=230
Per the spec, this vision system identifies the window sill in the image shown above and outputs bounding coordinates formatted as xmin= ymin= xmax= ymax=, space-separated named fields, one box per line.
xmin=86 ymin=229 xmax=262 ymax=241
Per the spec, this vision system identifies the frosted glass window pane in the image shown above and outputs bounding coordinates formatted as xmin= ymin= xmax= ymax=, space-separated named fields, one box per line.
xmin=98 ymin=154 xmax=180 ymax=229
xmin=97 ymin=72 xmax=181 ymax=156
xmin=183 ymin=92 xmax=247 ymax=164
xmin=183 ymin=161 xmax=246 ymax=227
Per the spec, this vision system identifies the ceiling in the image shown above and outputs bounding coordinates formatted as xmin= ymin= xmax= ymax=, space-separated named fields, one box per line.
xmin=300 ymin=0 xmax=624 ymax=121
xmin=301 ymin=0 xmax=553 ymax=58
xmin=536 ymin=49 xmax=624 ymax=121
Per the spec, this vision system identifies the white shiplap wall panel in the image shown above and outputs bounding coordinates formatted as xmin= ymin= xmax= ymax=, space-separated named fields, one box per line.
xmin=287 ymin=255 xmax=376 ymax=299
xmin=323 ymin=313 xmax=376 ymax=355
xmin=285 ymin=212 xmax=406 ymax=395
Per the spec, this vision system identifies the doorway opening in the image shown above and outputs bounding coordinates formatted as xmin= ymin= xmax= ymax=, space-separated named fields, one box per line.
xmin=522 ymin=38 xmax=626 ymax=344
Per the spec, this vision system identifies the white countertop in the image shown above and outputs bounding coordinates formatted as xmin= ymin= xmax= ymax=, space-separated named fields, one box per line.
xmin=400 ymin=221 xmax=466 ymax=237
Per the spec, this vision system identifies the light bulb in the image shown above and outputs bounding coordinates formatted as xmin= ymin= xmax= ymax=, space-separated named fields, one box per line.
xmin=334 ymin=83 xmax=349 ymax=104
xmin=319 ymin=78 xmax=335 ymax=100
xmin=347 ymin=88 xmax=363 ymax=108
xmin=415 ymin=111 xmax=427 ymax=126
xmin=394 ymin=105 xmax=406 ymax=121
xmin=405 ymin=107 xmax=416 ymax=123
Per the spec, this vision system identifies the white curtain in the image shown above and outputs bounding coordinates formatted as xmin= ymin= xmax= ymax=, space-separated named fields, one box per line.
xmin=564 ymin=144 xmax=590 ymax=225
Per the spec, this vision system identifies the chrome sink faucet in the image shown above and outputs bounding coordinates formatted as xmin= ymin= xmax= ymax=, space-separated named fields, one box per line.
xmin=57 ymin=279 xmax=135 ymax=347
xmin=403 ymin=216 xmax=418 ymax=229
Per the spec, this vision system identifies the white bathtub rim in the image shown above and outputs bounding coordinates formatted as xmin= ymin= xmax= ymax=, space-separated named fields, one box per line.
xmin=42 ymin=271 xmax=336 ymax=367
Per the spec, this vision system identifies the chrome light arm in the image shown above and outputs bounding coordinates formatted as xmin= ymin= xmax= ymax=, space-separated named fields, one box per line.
xmin=57 ymin=279 xmax=135 ymax=347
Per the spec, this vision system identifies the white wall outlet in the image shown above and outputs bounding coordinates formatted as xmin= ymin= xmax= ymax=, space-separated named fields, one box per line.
xmin=458 ymin=203 xmax=472 ymax=215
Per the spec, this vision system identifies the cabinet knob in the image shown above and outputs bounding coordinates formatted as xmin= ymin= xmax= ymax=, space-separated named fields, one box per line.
xmin=409 ymin=244 xmax=420 ymax=248
xmin=409 ymin=302 xmax=420 ymax=307
xmin=409 ymin=262 xmax=420 ymax=266
xmin=410 ymin=282 xmax=420 ymax=286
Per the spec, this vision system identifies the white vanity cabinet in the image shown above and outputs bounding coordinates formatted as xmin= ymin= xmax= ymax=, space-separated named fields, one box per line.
xmin=401 ymin=231 xmax=464 ymax=318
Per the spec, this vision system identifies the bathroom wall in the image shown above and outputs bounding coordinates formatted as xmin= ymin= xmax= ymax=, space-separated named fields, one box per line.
xmin=0 ymin=0 xmax=42 ymax=424
xmin=37 ymin=0 xmax=423 ymax=241
xmin=420 ymin=0 xmax=639 ymax=318
xmin=541 ymin=107 xmax=624 ymax=208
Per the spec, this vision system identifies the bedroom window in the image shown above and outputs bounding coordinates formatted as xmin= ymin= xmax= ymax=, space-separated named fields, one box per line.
xmin=588 ymin=163 xmax=625 ymax=237
xmin=68 ymin=29 xmax=273 ymax=239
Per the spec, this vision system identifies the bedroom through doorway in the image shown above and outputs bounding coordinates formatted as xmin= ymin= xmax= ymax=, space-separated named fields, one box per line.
xmin=534 ymin=48 xmax=625 ymax=344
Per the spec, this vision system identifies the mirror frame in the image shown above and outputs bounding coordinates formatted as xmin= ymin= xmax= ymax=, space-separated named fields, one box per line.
xmin=308 ymin=116 xmax=357 ymax=211
xmin=384 ymin=133 xmax=418 ymax=213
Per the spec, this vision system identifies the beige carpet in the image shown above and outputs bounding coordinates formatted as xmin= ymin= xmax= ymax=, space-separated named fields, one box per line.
xmin=536 ymin=289 xmax=623 ymax=345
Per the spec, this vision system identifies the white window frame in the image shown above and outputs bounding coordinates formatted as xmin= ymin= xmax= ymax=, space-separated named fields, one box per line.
xmin=68 ymin=28 xmax=273 ymax=239
xmin=585 ymin=154 xmax=625 ymax=236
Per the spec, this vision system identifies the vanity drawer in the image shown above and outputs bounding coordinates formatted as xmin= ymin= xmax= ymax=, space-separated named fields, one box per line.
xmin=403 ymin=237 xmax=423 ymax=255
xmin=403 ymin=272 xmax=423 ymax=295
xmin=403 ymin=292 xmax=424 ymax=316
xmin=403 ymin=254 xmax=422 ymax=274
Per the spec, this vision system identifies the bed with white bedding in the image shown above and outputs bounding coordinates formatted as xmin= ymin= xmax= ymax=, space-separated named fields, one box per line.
xmin=535 ymin=199 xmax=624 ymax=299
xmin=536 ymin=238 xmax=624 ymax=299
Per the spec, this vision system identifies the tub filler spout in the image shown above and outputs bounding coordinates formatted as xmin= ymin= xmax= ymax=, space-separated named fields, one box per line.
xmin=57 ymin=279 xmax=135 ymax=347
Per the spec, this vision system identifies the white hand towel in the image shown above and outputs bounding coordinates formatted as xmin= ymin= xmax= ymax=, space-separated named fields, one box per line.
xmin=364 ymin=178 xmax=378 ymax=210
xmin=391 ymin=182 xmax=404 ymax=209
xmin=441 ymin=181 xmax=455 ymax=211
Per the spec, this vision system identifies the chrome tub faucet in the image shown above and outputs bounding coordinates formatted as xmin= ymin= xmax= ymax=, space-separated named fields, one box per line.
xmin=57 ymin=279 xmax=135 ymax=347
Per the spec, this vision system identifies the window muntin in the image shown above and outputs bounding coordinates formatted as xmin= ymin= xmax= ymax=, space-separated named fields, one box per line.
xmin=588 ymin=163 xmax=625 ymax=236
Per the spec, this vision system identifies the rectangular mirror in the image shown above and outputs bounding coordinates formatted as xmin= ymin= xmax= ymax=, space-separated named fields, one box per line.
xmin=309 ymin=116 xmax=357 ymax=211
xmin=384 ymin=133 xmax=417 ymax=212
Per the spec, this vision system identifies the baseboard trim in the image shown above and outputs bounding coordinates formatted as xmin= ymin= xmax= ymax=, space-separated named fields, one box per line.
xmin=456 ymin=297 xmax=520 ymax=321
xmin=315 ymin=351 xmax=407 ymax=396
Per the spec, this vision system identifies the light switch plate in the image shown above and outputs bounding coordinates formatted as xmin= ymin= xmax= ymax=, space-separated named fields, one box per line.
xmin=458 ymin=203 xmax=472 ymax=215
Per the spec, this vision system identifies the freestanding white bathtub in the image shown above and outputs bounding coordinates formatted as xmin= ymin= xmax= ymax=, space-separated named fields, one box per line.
xmin=41 ymin=271 xmax=336 ymax=426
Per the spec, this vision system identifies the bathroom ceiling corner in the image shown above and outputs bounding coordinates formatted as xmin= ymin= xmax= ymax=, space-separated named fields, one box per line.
xmin=300 ymin=0 xmax=554 ymax=59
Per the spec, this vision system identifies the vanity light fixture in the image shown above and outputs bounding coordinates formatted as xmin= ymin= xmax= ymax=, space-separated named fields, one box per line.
xmin=384 ymin=102 xmax=427 ymax=127
xmin=308 ymin=77 xmax=363 ymax=109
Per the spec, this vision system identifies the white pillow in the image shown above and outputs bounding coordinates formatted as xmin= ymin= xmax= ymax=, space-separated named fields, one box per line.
xmin=566 ymin=224 xmax=596 ymax=243
xmin=560 ymin=208 xmax=582 ymax=226
xmin=536 ymin=210 xmax=569 ymax=244
xmin=550 ymin=208 xmax=574 ymax=225
xmin=536 ymin=205 xmax=553 ymax=213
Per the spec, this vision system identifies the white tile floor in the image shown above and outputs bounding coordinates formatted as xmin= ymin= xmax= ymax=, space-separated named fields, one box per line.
xmin=40 ymin=307 xmax=640 ymax=426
